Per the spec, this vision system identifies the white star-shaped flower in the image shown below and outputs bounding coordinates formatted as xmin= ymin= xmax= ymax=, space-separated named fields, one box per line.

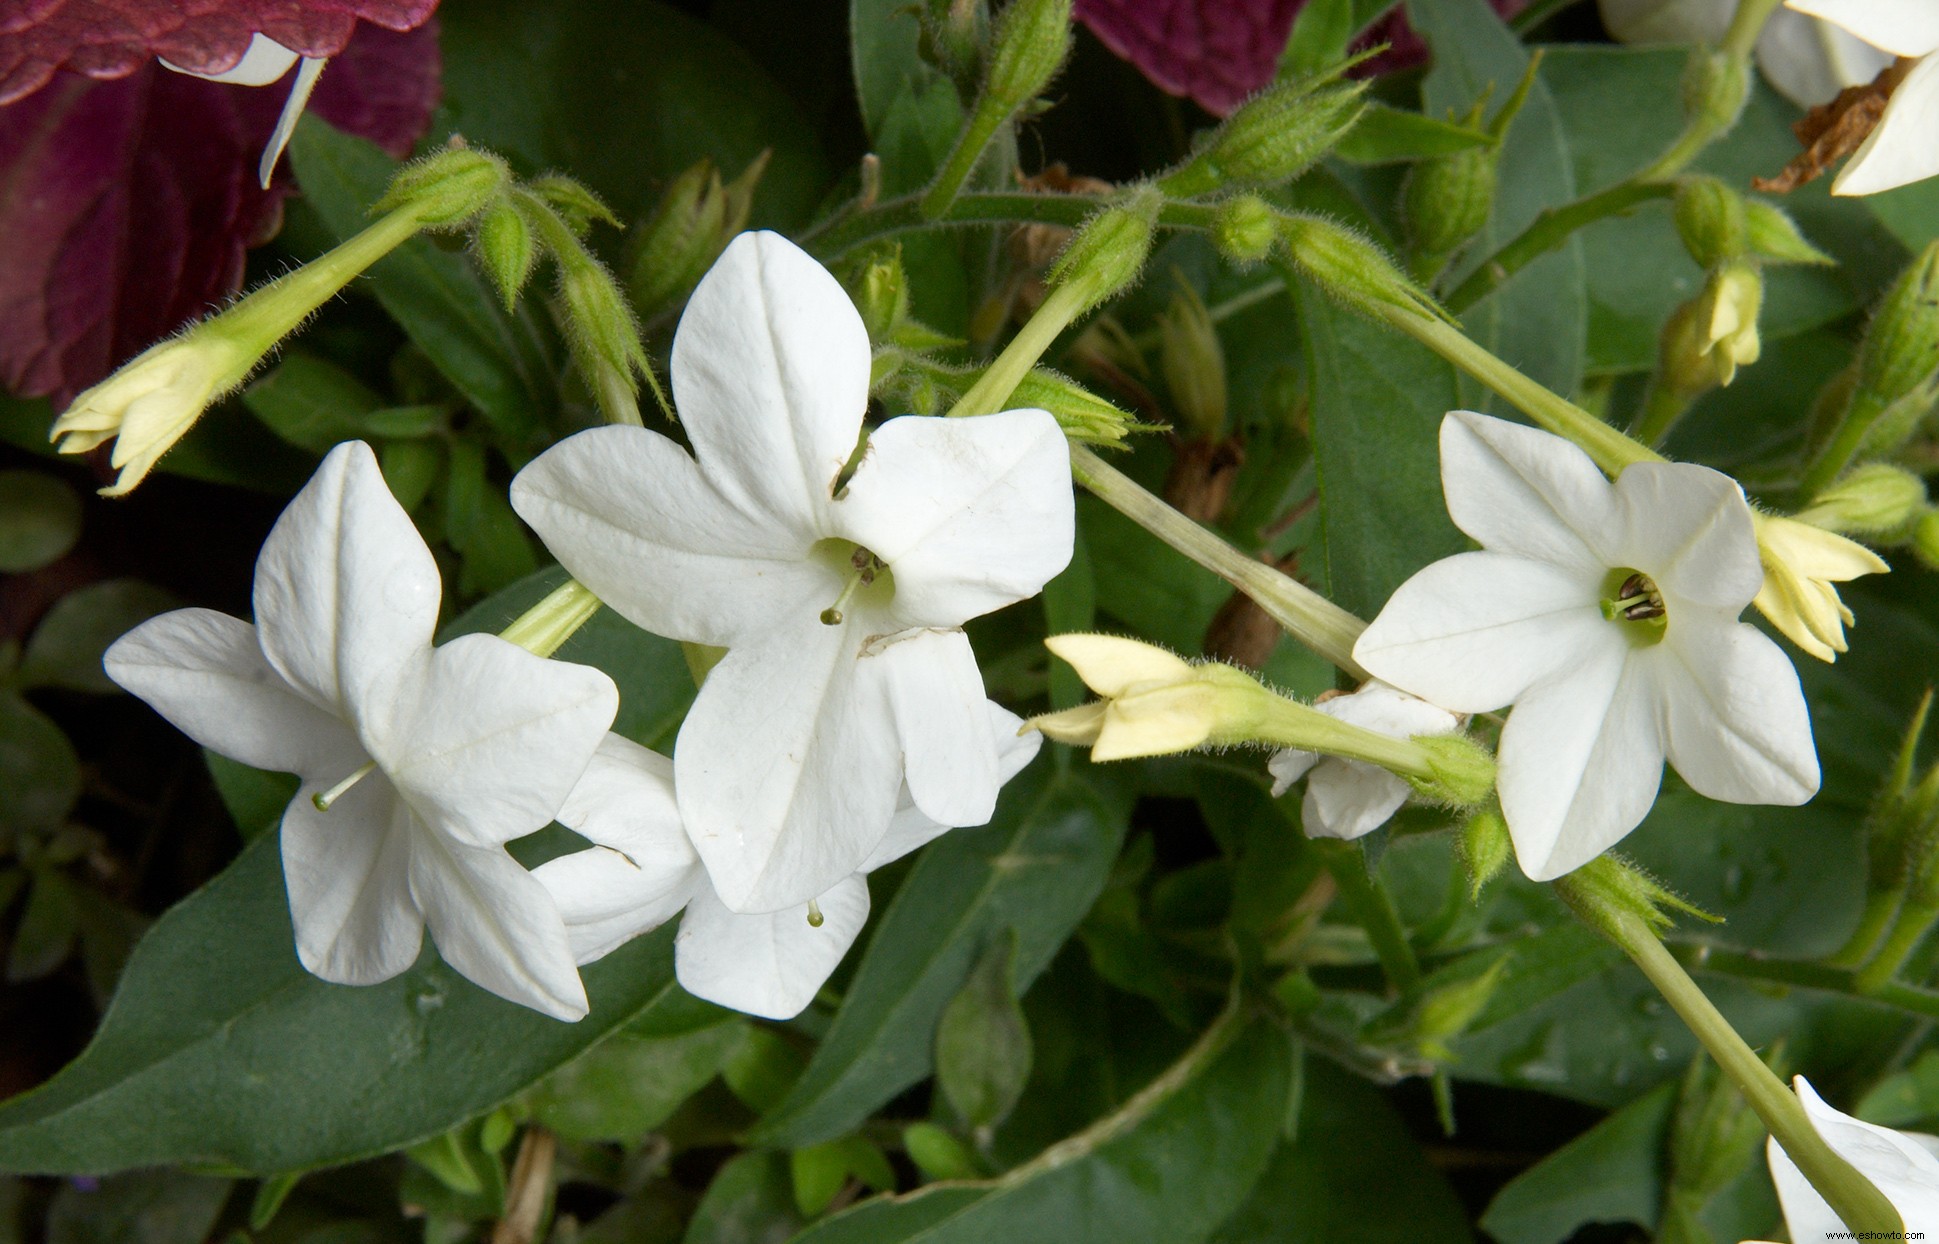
xmin=532 ymin=705 xmax=1040 ymax=1020
xmin=1353 ymin=411 xmax=1819 ymax=881
xmin=1786 ymin=0 xmax=1939 ymax=195
xmin=1268 ymin=682 xmax=1460 ymax=840
xmin=105 ymin=441 xmax=618 ymax=1019
xmin=1757 ymin=1077 xmax=1939 ymax=1240
xmin=511 ymin=231 xmax=1074 ymax=914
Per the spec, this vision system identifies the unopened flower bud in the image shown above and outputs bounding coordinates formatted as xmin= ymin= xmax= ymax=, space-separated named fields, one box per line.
xmin=1047 ymin=190 xmax=1159 ymax=314
xmin=560 ymin=259 xmax=649 ymax=383
xmin=374 ymin=146 xmax=510 ymax=228
xmin=1159 ymin=78 xmax=1367 ymax=198
xmin=1410 ymin=735 xmax=1498 ymax=807
xmin=1673 ymin=176 xmax=1747 ymax=270
xmin=1406 ymin=957 xmax=1509 ymax=1060
xmin=1029 ymin=634 xmax=1263 ymax=760
xmin=525 ymin=175 xmax=621 ymax=236
xmin=985 ymin=0 xmax=1072 ymax=112
xmin=1855 ymin=241 xmax=1939 ymax=418
xmin=1914 ymin=510 xmax=1939 ymax=571
xmin=1460 ymin=808 xmax=1512 ymax=898
xmin=1405 ymin=142 xmax=1499 ymax=272
xmin=1008 ymin=367 xmax=1138 ymax=447
xmin=855 ymin=248 xmax=911 ymax=344
xmin=1278 ymin=214 xmax=1445 ymax=322
xmin=1666 ymin=1057 xmax=1767 ymax=1210
xmin=626 ymin=153 xmax=768 ymax=319
xmin=1743 ymin=199 xmax=1832 ymax=266
xmin=474 ymin=200 xmax=537 ymax=311
xmin=1158 ymin=279 xmax=1228 ymax=441
xmin=1797 ymin=464 xmax=1928 ymax=538
xmin=1700 ymin=262 xmax=1762 ymax=384
xmin=1553 ymin=854 xmax=1719 ymax=941
xmin=1680 ymin=47 xmax=1749 ymax=137
xmin=1214 ymin=195 xmax=1278 ymax=264
xmin=1751 ymin=511 xmax=1889 ymax=662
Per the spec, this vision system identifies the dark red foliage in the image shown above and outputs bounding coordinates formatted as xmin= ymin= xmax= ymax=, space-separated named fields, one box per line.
xmin=0 ymin=0 xmax=438 ymax=106
xmin=0 ymin=21 xmax=440 ymax=407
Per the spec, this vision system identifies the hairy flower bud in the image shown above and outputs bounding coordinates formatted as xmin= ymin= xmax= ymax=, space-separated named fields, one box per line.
xmin=1405 ymin=141 xmax=1499 ymax=271
xmin=855 ymin=248 xmax=912 ymax=345
xmin=1797 ymin=464 xmax=1928 ymax=538
xmin=1673 ymin=176 xmax=1747 ymax=269
xmin=1278 ymin=214 xmax=1446 ymax=322
xmin=1680 ymin=47 xmax=1749 ymax=137
xmin=1743 ymin=199 xmax=1833 ymax=266
xmin=374 ymin=146 xmax=511 ymax=228
xmin=985 ymin=0 xmax=1073 ymax=112
xmin=1047 ymin=190 xmax=1159 ymax=314
xmin=1460 ymin=809 xmax=1512 ymax=898
xmin=1159 ymin=78 xmax=1367 ymax=198
xmin=1158 ymin=279 xmax=1228 ymax=441
xmin=1915 ymin=510 xmax=1939 ymax=571
xmin=626 ymin=153 xmax=769 ymax=320
xmin=1856 ymin=241 xmax=1939 ymax=418
xmin=475 ymin=200 xmax=538 ymax=311
xmin=1008 ymin=367 xmax=1138 ymax=447
xmin=1214 ymin=195 xmax=1278 ymax=264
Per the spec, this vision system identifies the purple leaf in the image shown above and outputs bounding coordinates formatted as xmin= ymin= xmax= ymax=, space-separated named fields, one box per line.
xmin=0 ymin=21 xmax=439 ymax=406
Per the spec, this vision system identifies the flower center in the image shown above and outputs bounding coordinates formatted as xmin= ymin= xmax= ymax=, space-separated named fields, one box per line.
xmin=312 ymin=759 xmax=378 ymax=811
xmin=815 ymin=540 xmax=892 ymax=626
xmin=1599 ymin=569 xmax=1668 ymax=644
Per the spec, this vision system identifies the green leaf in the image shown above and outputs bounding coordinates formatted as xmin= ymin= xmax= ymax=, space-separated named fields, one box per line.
xmin=935 ymin=931 xmax=1033 ymax=1131
xmin=792 ymin=1138 xmax=895 ymax=1219
xmin=6 ymin=870 xmax=79 ymax=982
xmin=0 ymin=692 xmax=81 ymax=834
xmin=523 ymin=1018 xmax=744 ymax=1142
xmin=379 ymin=438 xmax=445 ymax=514
xmin=1332 ymin=105 xmax=1493 ymax=166
xmin=0 ymin=470 xmax=80 ymax=573
xmin=1857 ymin=1049 xmax=1939 ymax=1129
xmin=44 ymin=1170 xmax=231 ymax=1244
xmin=0 ymin=577 xmax=700 ymax=1173
xmin=437 ymin=0 xmax=828 ymax=228
xmin=793 ymin=1007 xmax=1291 ymax=1244
xmin=751 ymin=764 xmax=1131 ymax=1147
xmin=1479 ymin=1081 xmax=1675 ymax=1244
xmin=443 ymin=439 xmax=538 ymax=598
xmin=288 ymin=119 xmax=559 ymax=445
xmin=1040 ymin=524 xmax=1094 ymax=711
xmin=1209 ymin=1056 xmax=1472 ymax=1243
xmin=683 ymin=1151 xmax=805 ymax=1244
xmin=1295 ymin=283 xmax=1466 ymax=617
xmin=242 ymin=352 xmax=384 ymax=454
xmin=202 ymin=752 xmax=299 ymax=841
xmin=1409 ymin=0 xmax=1586 ymax=405
xmin=851 ymin=0 xmax=958 ymax=144
xmin=19 ymin=580 xmax=178 ymax=694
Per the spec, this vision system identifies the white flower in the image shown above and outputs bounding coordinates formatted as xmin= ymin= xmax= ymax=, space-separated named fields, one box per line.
xmin=1353 ymin=411 xmax=1819 ymax=881
xmin=105 ymin=442 xmax=617 ymax=1020
xmin=1268 ymin=682 xmax=1460 ymax=840
xmin=1758 ymin=1077 xmax=1939 ymax=1239
xmin=1599 ymin=0 xmax=1892 ymax=108
xmin=511 ymin=231 xmax=1073 ymax=915
xmin=533 ymin=705 xmax=1041 ymax=1020
xmin=161 ymin=32 xmax=327 ymax=187
xmin=1786 ymin=0 xmax=1939 ymax=195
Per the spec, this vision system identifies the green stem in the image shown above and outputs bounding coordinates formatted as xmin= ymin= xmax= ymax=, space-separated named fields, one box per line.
xmin=1443 ymin=182 xmax=1674 ymax=315
xmin=1068 ymin=445 xmax=1370 ymax=678
xmin=1587 ymin=907 xmax=1905 ymax=1235
xmin=1855 ymin=899 xmax=1939 ymax=995
xmin=1252 ymin=692 xmax=1442 ymax=781
xmin=948 ymin=283 xmax=1090 ymax=419
xmin=804 ymin=191 xmax=1217 ymax=263
xmin=1669 ymin=942 xmax=1939 ymax=1021
xmin=1317 ymin=840 xmax=1420 ymax=992
xmin=499 ymin=579 xmax=603 ymax=659
xmin=1800 ymin=391 xmax=1889 ymax=498
xmin=920 ymin=99 xmax=1011 ymax=220
xmin=1721 ymin=0 xmax=1784 ymax=58
xmin=1373 ymin=303 xmax=1662 ymax=475
xmin=222 ymin=205 xmax=428 ymax=351
xmin=1826 ymin=890 xmax=1905 ymax=969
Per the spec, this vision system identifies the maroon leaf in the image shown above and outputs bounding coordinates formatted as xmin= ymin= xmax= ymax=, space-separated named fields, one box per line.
xmin=0 ymin=21 xmax=439 ymax=406
xmin=0 ymin=0 xmax=438 ymax=106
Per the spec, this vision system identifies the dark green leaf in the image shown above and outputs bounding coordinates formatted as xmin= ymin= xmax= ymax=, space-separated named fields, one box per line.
xmin=19 ymin=580 xmax=179 ymax=694
xmin=44 ymin=1170 xmax=231 ymax=1244
xmin=1479 ymin=1082 xmax=1674 ymax=1244
xmin=683 ymin=1151 xmax=804 ymax=1244
xmin=242 ymin=353 xmax=383 ymax=454
xmin=202 ymin=752 xmax=300 ymax=841
xmin=444 ymin=439 xmax=538 ymax=598
xmin=0 ymin=692 xmax=81 ymax=834
xmin=794 ymin=1008 xmax=1291 ymax=1244
xmin=935 ymin=931 xmax=1032 ymax=1131
xmin=378 ymin=438 xmax=445 ymax=514
xmin=0 ymin=470 xmax=80 ymax=573
xmin=751 ymin=764 xmax=1131 ymax=1147
xmin=1857 ymin=1050 xmax=1939 ymax=1128
xmin=6 ymin=870 xmax=79 ymax=982
xmin=850 ymin=0 xmax=958 ymax=145
xmin=524 ymin=1019 xmax=744 ymax=1142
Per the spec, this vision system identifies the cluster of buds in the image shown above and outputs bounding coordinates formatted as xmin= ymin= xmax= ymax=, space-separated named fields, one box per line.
xmin=1403 ymin=54 xmax=1543 ymax=282
xmin=1156 ymin=68 xmax=1368 ymax=200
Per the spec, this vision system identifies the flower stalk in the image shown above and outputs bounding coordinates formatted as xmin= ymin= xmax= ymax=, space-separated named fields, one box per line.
xmin=499 ymin=579 xmax=604 ymax=659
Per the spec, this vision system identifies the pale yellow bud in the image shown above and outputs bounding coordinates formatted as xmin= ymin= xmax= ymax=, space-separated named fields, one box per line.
xmin=49 ymin=333 xmax=249 ymax=496
xmin=1750 ymin=512 xmax=1889 ymax=662
xmin=1697 ymin=263 xmax=1762 ymax=386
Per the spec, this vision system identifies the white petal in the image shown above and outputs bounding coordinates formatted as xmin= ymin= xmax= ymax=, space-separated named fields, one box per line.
xmin=860 ymin=702 xmax=1040 ymax=872
xmin=865 ymin=627 xmax=998 ymax=828
xmin=1303 ymin=759 xmax=1415 ymax=839
xmin=537 ymin=735 xmax=706 ymax=963
xmin=1786 ymin=0 xmax=1939 ymax=57
xmin=675 ymin=624 xmax=902 ymax=913
xmin=253 ymin=442 xmax=441 ymax=734
xmin=1607 ymin=462 xmax=1763 ymax=611
xmin=1834 ymin=52 xmax=1939 ymax=195
xmin=1768 ymin=1078 xmax=1939 ymax=1234
xmin=383 ymin=634 xmax=616 ymax=848
xmin=510 ymin=426 xmax=826 ymax=648
xmin=675 ymin=875 xmax=870 ymax=1020
xmin=1756 ymin=9 xmax=1894 ymax=107
xmin=1499 ymin=650 xmax=1668 ymax=881
xmin=1320 ymin=680 xmax=1462 ymax=738
xmin=1267 ymin=749 xmax=1321 ymax=797
xmin=408 ymin=832 xmax=589 ymax=1021
xmin=1659 ymin=613 xmax=1820 ymax=805
xmin=670 ymin=231 xmax=871 ymax=533
xmin=1354 ymin=552 xmax=1608 ymax=713
xmin=1438 ymin=411 xmax=1617 ymax=575
xmin=840 ymin=409 xmax=1075 ymax=628
xmin=278 ymin=778 xmax=424 ymax=986
xmin=257 ymin=56 xmax=326 ymax=188
xmin=104 ymin=608 xmax=361 ymax=778
xmin=162 ymin=32 xmax=300 ymax=85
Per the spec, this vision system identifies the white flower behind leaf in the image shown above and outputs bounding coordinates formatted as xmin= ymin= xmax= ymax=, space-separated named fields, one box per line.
xmin=1354 ymin=411 xmax=1819 ymax=881
xmin=534 ymin=706 xmax=1041 ymax=1020
xmin=512 ymin=231 xmax=1073 ymax=916
xmin=105 ymin=441 xmax=617 ymax=1020
xmin=1268 ymin=682 xmax=1460 ymax=840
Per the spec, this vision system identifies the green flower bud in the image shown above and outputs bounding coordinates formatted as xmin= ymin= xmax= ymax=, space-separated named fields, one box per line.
xmin=626 ymin=153 xmax=769 ymax=320
xmin=1680 ymin=47 xmax=1749 ymax=137
xmin=1915 ymin=509 xmax=1939 ymax=571
xmin=1158 ymin=278 xmax=1228 ymax=441
xmin=1277 ymin=214 xmax=1446 ymax=322
xmin=1673 ymin=177 xmax=1747 ymax=270
xmin=1407 ymin=735 xmax=1497 ymax=808
xmin=986 ymin=0 xmax=1072 ymax=112
xmin=1659 ymin=263 xmax=1762 ymax=398
xmin=1856 ymin=241 xmax=1939 ymax=419
xmin=1666 ymin=1056 xmax=1767 ymax=1210
xmin=1743 ymin=199 xmax=1833 ymax=266
xmin=559 ymin=259 xmax=648 ymax=382
xmin=1797 ymin=464 xmax=1928 ymax=538
xmin=1362 ymin=955 xmax=1509 ymax=1061
xmin=1008 ymin=367 xmax=1138 ymax=447
xmin=374 ymin=146 xmax=511 ymax=228
xmin=1214 ymin=195 xmax=1278 ymax=264
xmin=1047 ymin=189 xmax=1159 ymax=314
xmin=1861 ymin=690 xmax=1933 ymax=894
xmin=1159 ymin=79 xmax=1367 ymax=198
xmin=1460 ymin=809 xmax=1511 ymax=898
xmin=474 ymin=200 xmax=537 ymax=311
xmin=1553 ymin=854 xmax=1720 ymax=940
xmin=524 ymin=175 xmax=621 ymax=236
xmin=854 ymin=248 xmax=911 ymax=345
xmin=1404 ymin=142 xmax=1499 ymax=272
